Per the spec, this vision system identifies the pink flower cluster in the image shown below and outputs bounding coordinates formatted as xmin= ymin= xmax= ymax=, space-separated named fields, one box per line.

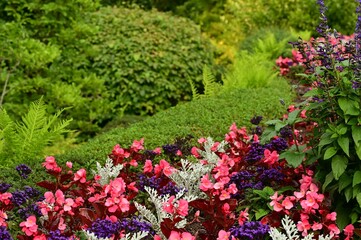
xmin=269 ymin=172 xmax=344 ymax=237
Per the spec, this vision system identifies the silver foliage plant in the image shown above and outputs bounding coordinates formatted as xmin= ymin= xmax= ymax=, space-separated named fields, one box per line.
xmin=82 ymin=230 xmax=148 ymax=240
xmin=197 ymin=137 xmax=227 ymax=165
xmin=269 ymin=216 xmax=332 ymax=240
xmin=92 ymin=157 xmax=124 ymax=185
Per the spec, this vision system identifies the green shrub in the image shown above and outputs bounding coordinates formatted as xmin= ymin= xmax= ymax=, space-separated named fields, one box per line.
xmin=84 ymin=6 xmax=215 ymax=115
xmin=0 ymin=98 xmax=71 ymax=169
xmin=57 ymin=83 xmax=294 ymax=167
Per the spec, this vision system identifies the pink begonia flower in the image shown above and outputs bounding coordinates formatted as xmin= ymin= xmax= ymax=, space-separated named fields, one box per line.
xmin=66 ymin=161 xmax=73 ymax=168
xmin=219 ymin=190 xmax=231 ymax=201
xmin=213 ymin=182 xmax=225 ymax=190
xmin=270 ymin=192 xmax=284 ymax=212
xmin=105 ymin=177 xmax=126 ymax=196
xmin=73 ymin=197 xmax=84 ymax=208
xmin=311 ymin=223 xmax=323 ymax=231
xmin=180 ymin=232 xmax=195 ymax=240
xmin=177 ymin=199 xmax=189 ymax=217
xmin=128 ymin=182 xmax=138 ymax=192
xmin=0 ymin=192 xmax=12 ymax=205
xmin=55 ymin=190 xmax=65 ymax=206
xmin=328 ymin=224 xmax=340 ymax=236
xmin=64 ymin=198 xmax=74 ymax=212
xmin=169 ymin=231 xmax=181 ymax=240
xmin=217 ymin=230 xmax=231 ymax=240
xmin=74 ymin=168 xmax=87 ymax=183
xmin=222 ymin=203 xmax=231 ymax=214
xmin=263 ymin=149 xmax=279 ymax=165
xmin=326 ymin=212 xmax=337 ymax=221
xmin=198 ymin=137 xmax=207 ymax=144
xmin=20 ymin=215 xmax=38 ymax=236
xmin=297 ymin=214 xmax=311 ymax=236
xmin=227 ymin=183 xmax=238 ymax=195
xmin=154 ymin=160 xmax=174 ymax=177
xmin=94 ymin=175 xmax=101 ymax=181
xmin=344 ymin=224 xmax=354 ymax=240
xmin=42 ymin=156 xmax=61 ymax=172
xmin=253 ymin=134 xmax=259 ymax=143
xmin=211 ymin=142 xmax=220 ymax=151
xmin=200 ymin=174 xmax=213 ymax=191
xmin=129 ymin=159 xmax=138 ymax=167
xmin=0 ymin=210 xmax=8 ymax=227
xmin=144 ymin=160 xmax=153 ymax=173
xmin=112 ymin=144 xmax=130 ymax=158
xmin=154 ymin=235 xmax=161 ymax=240
xmin=163 ymin=196 xmax=175 ymax=214
xmin=153 ymin=147 xmax=162 ymax=154
xmin=238 ymin=208 xmax=249 ymax=226
xmin=131 ymin=138 xmax=144 ymax=152
xmin=281 ymin=196 xmax=294 ymax=210
xmin=176 ymin=150 xmax=182 ymax=156
xmin=300 ymin=110 xmax=307 ymax=118
xmin=191 ymin=147 xmax=200 ymax=158
xmin=33 ymin=234 xmax=47 ymax=240
xmin=58 ymin=217 xmax=66 ymax=231
xmin=105 ymin=196 xmax=130 ymax=213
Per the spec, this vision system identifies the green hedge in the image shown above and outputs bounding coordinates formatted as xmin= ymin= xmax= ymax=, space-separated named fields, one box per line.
xmin=57 ymin=80 xmax=294 ymax=167
xmin=85 ymin=6 xmax=215 ymax=116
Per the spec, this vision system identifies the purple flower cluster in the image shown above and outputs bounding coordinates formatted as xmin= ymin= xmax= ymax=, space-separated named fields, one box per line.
xmin=11 ymin=186 xmax=41 ymax=206
xmin=87 ymin=218 xmax=121 ymax=238
xmin=160 ymin=182 xmax=183 ymax=196
xmin=119 ymin=217 xmax=155 ymax=235
xmin=48 ymin=230 xmax=69 ymax=240
xmin=265 ymin=138 xmax=288 ymax=152
xmin=244 ymin=143 xmax=265 ymax=163
xmin=0 ymin=226 xmax=12 ymax=240
xmin=250 ymin=116 xmax=263 ymax=125
xmin=15 ymin=164 xmax=32 ymax=179
xmin=259 ymin=168 xmax=285 ymax=184
xmin=0 ymin=183 xmax=11 ymax=193
xmin=138 ymin=174 xmax=161 ymax=191
xmin=143 ymin=150 xmax=158 ymax=160
xmin=17 ymin=203 xmax=42 ymax=220
xmin=279 ymin=126 xmax=293 ymax=139
xmin=229 ymin=221 xmax=269 ymax=240
xmin=162 ymin=144 xmax=179 ymax=156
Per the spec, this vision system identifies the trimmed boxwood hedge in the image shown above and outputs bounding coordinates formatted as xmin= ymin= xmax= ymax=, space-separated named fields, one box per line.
xmin=57 ymin=79 xmax=294 ymax=167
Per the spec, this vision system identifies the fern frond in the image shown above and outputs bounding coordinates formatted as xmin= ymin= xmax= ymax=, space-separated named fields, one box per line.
xmin=202 ymin=65 xmax=221 ymax=97
xmin=0 ymin=108 xmax=17 ymax=164
xmin=189 ymin=78 xmax=201 ymax=100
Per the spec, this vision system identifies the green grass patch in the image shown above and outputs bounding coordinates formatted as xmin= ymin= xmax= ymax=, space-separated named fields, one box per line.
xmin=57 ymin=79 xmax=294 ymax=168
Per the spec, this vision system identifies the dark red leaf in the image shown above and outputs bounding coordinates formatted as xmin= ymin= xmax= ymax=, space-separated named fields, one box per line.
xmin=36 ymin=180 xmax=56 ymax=190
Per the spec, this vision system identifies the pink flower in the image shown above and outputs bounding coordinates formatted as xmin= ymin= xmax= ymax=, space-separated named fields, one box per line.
xmin=74 ymin=169 xmax=87 ymax=183
xmin=222 ymin=203 xmax=231 ymax=214
xmin=105 ymin=177 xmax=126 ymax=196
xmin=55 ymin=190 xmax=65 ymax=206
xmin=20 ymin=215 xmax=38 ymax=236
xmin=112 ymin=144 xmax=130 ymax=158
xmin=281 ymin=196 xmax=295 ymax=210
xmin=66 ymin=161 xmax=73 ymax=168
xmin=0 ymin=192 xmax=12 ymax=205
xmin=64 ymin=198 xmax=74 ymax=212
xmin=169 ymin=231 xmax=181 ymax=240
xmin=311 ymin=223 xmax=323 ymax=231
xmin=163 ymin=196 xmax=175 ymax=214
xmin=198 ymin=137 xmax=207 ymax=144
xmin=131 ymin=138 xmax=144 ymax=152
xmin=217 ymin=230 xmax=231 ymax=240
xmin=328 ymin=224 xmax=340 ymax=236
xmin=128 ymin=182 xmax=138 ymax=192
xmin=58 ymin=217 xmax=66 ymax=231
xmin=143 ymin=160 xmax=153 ymax=173
xmin=177 ymin=199 xmax=189 ymax=217
xmin=191 ymin=147 xmax=200 ymax=158
xmin=154 ymin=160 xmax=174 ymax=177
xmin=297 ymin=214 xmax=311 ymax=236
xmin=227 ymin=183 xmax=238 ymax=195
xmin=270 ymin=192 xmax=283 ymax=212
xmin=176 ymin=150 xmax=182 ymax=156
xmin=154 ymin=235 xmax=161 ymax=240
xmin=105 ymin=196 xmax=130 ymax=213
xmin=200 ymin=174 xmax=213 ymax=191
xmin=326 ymin=212 xmax=337 ymax=221
xmin=344 ymin=224 xmax=354 ymax=240
xmin=153 ymin=147 xmax=162 ymax=154
xmin=180 ymin=232 xmax=195 ymax=240
xmin=238 ymin=208 xmax=249 ymax=225
xmin=300 ymin=110 xmax=307 ymax=118
xmin=219 ymin=190 xmax=230 ymax=201
xmin=129 ymin=159 xmax=138 ymax=167
xmin=263 ymin=149 xmax=279 ymax=165
xmin=42 ymin=156 xmax=61 ymax=172
xmin=0 ymin=210 xmax=8 ymax=227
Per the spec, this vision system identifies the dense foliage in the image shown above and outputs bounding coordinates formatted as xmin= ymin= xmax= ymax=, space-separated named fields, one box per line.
xmin=84 ymin=6 xmax=215 ymax=116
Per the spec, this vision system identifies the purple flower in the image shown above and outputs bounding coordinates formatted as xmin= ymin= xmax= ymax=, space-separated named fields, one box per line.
xmin=0 ymin=226 xmax=13 ymax=240
xmin=48 ymin=230 xmax=68 ymax=240
xmin=245 ymin=143 xmax=265 ymax=163
xmin=17 ymin=203 xmax=42 ymax=220
xmin=265 ymin=138 xmax=288 ymax=152
xmin=316 ymin=0 xmax=330 ymax=37
xmin=250 ymin=116 xmax=263 ymax=125
xmin=229 ymin=221 xmax=269 ymax=240
xmin=0 ymin=183 xmax=12 ymax=193
xmin=15 ymin=164 xmax=32 ymax=179
xmin=119 ymin=216 xmax=155 ymax=235
xmin=160 ymin=182 xmax=183 ymax=196
xmin=259 ymin=168 xmax=285 ymax=183
xmin=138 ymin=174 xmax=161 ymax=191
xmin=87 ymin=218 xmax=121 ymax=238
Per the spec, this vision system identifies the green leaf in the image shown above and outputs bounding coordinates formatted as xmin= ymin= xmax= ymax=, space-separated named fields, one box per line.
xmin=322 ymin=171 xmax=334 ymax=192
xmin=338 ymin=98 xmax=360 ymax=116
xmin=353 ymin=184 xmax=361 ymax=198
xmin=275 ymin=122 xmax=287 ymax=131
xmin=353 ymin=171 xmax=361 ymax=187
xmin=338 ymin=173 xmax=352 ymax=192
xmin=344 ymin=186 xmax=353 ymax=202
xmin=255 ymin=209 xmax=269 ymax=220
xmin=323 ymin=146 xmax=338 ymax=160
xmin=303 ymin=88 xmax=318 ymax=97
xmin=337 ymin=136 xmax=349 ymax=156
xmin=356 ymin=146 xmax=361 ymax=161
xmin=287 ymin=109 xmax=301 ymax=125
xmin=352 ymin=125 xmax=361 ymax=147
xmin=253 ymin=187 xmax=274 ymax=199
xmin=280 ymin=151 xmax=305 ymax=168
xmin=331 ymin=155 xmax=348 ymax=180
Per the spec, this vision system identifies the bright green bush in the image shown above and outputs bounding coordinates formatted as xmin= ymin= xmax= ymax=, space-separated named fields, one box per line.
xmin=57 ymin=83 xmax=294 ymax=167
xmin=84 ymin=6 xmax=215 ymax=115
